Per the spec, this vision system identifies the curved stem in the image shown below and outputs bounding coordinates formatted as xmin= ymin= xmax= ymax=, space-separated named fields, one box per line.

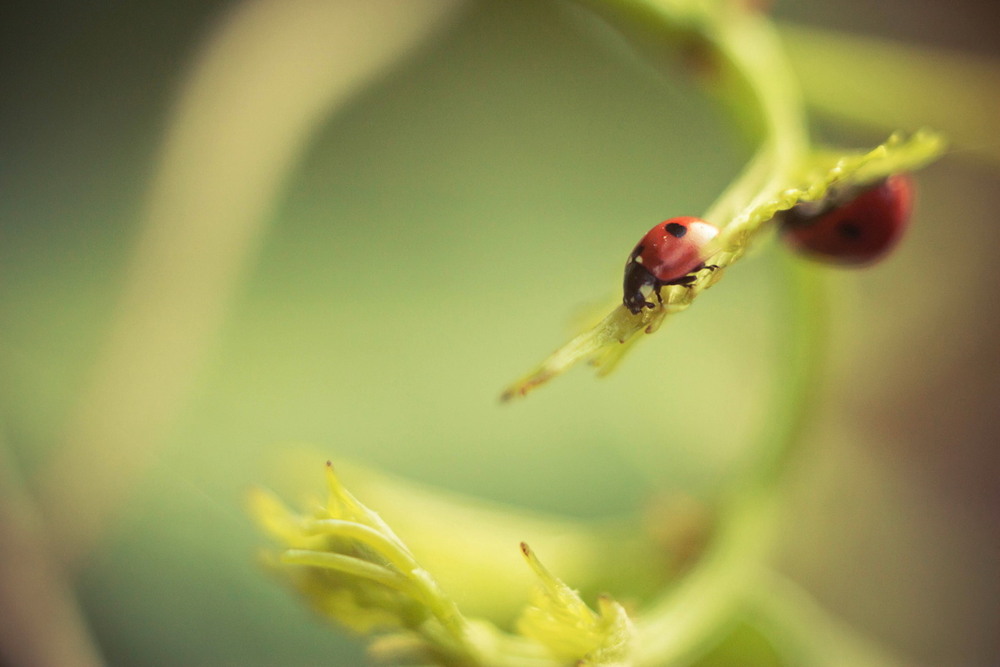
xmin=35 ymin=0 xmax=467 ymax=570
xmin=634 ymin=253 xmax=826 ymax=664
xmin=748 ymin=569 xmax=903 ymax=667
xmin=553 ymin=6 xmax=825 ymax=662
xmin=0 ymin=434 xmax=106 ymax=667
xmin=780 ymin=22 xmax=1000 ymax=166
xmin=702 ymin=9 xmax=808 ymax=233
xmin=304 ymin=519 xmax=420 ymax=575
xmin=281 ymin=550 xmax=413 ymax=593
xmin=499 ymin=3 xmax=832 ymax=662
xmin=502 ymin=0 xmax=815 ymax=399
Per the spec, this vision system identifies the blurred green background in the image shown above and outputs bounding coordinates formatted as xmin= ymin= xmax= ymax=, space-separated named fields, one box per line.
xmin=2 ymin=0 xmax=998 ymax=665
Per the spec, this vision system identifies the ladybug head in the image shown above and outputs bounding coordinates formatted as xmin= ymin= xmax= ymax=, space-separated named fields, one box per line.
xmin=623 ymin=249 xmax=657 ymax=314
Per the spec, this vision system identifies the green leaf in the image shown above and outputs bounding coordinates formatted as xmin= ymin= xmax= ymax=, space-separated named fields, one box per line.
xmin=516 ymin=542 xmax=635 ymax=665
xmin=249 ymin=462 xmax=475 ymax=655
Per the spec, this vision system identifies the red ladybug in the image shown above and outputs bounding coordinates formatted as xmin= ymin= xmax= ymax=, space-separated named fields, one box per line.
xmin=623 ymin=217 xmax=720 ymax=314
xmin=779 ymin=174 xmax=914 ymax=265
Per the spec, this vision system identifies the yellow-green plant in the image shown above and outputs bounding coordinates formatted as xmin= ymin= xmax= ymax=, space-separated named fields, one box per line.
xmin=251 ymin=0 xmax=948 ymax=665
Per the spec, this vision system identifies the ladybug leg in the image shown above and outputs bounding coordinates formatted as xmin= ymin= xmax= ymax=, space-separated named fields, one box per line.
xmin=674 ymin=265 xmax=718 ymax=290
xmin=671 ymin=273 xmax=699 ymax=288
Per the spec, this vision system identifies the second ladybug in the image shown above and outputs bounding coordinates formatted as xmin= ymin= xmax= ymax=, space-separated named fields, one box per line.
xmin=778 ymin=174 xmax=914 ymax=265
xmin=623 ymin=217 xmax=720 ymax=314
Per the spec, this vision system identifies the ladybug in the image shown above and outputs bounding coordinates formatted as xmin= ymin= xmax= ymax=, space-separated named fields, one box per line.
xmin=623 ymin=217 xmax=720 ymax=314
xmin=778 ymin=174 xmax=914 ymax=265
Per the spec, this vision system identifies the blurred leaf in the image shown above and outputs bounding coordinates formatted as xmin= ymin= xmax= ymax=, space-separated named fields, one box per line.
xmin=253 ymin=462 xmax=642 ymax=665
xmin=781 ymin=23 xmax=1000 ymax=166
xmin=517 ymin=542 xmax=635 ymax=665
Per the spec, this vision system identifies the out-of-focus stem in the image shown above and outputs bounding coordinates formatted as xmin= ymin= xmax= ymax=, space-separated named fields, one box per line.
xmin=0 ymin=437 xmax=106 ymax=667
xmin=635 ymin=255 xmax=827 ymax=664
xmin=749 ymin=570 xmax=903 ymax=667
xmin=34 ymin=0 xmax=468 ymax=570
xmin=781 ymin=22 xmax=1000 ymax=166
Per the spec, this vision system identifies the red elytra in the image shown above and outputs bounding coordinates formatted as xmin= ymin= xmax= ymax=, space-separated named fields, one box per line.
xmin=623 ymin=217 xmax=720 ymax=314
xmin=779 ymin=174 xmax=915 ymax=265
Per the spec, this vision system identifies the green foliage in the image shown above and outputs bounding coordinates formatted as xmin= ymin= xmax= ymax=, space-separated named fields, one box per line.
xmin=252 ymin=0 xmax=948 ymax=664
xmin=252 ymin=463 xmax=629 ymax=666
xmin=516 ymin=542 xmax=634 ymax=665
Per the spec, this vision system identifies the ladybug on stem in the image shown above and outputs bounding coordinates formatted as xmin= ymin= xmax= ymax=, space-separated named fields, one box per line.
xmin=778 ymin=173 xmax=914 ymax=265
xmin=622 ymin=217 xmax=720 ymax=314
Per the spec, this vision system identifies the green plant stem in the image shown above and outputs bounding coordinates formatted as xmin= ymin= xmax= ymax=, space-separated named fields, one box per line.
xmin=35 ymin=0 xmax=468 ymax=571
xmin=635 ymin=254 xmax=827 ymax=665
xmin=0 ymin=434 xmax=106 ymax=667
xmin=508 ymin=2 xmax=832 ymax=663
xmin=701 ymin=11 xmax=808 ymax=227
xmin=780 ymin=22 xmax=1000 ymax=166
xmin=573 ymin=1 xmax=810 ymax=230
xmin=254 ymin=2 xmax=944 ymax=664
xmin=562 ymin=3 xmax=827 ymax=662
xmin=748 ymin=570 xmax=903 ymax=667
xmin=281 ymin=550 xmax=412 ymax=592
xmin=635 ymin=489 xmax=779 ymax=665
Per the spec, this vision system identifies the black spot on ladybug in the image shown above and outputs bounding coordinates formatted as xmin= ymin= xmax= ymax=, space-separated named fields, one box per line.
xmin=837 ymin=220 xmax=863 ymax=240
xmin=664 ymin=222 xmax=687 ymax=238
